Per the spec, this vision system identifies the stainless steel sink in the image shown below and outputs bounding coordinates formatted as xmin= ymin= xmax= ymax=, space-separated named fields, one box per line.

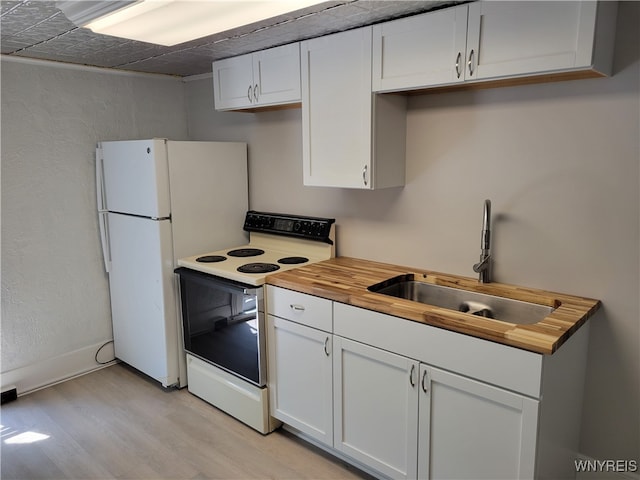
xmin=367 ymin=274 xmax=554 ymax=325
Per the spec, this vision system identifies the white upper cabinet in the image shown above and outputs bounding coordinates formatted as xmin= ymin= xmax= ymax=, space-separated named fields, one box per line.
xmin=373 ymin=1 xmax=618 ymax=93
xmin=467 ymin=1 xmax=616 ymax=81
xmin=301 ymin=27 xmax=406 ymax=189
xmin=213 ymin=43 xmax=301 ymax=111
xmin=373 ymin=5 xmax=469 ymax=92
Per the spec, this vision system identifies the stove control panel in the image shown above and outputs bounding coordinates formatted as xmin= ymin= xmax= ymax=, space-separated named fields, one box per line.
xmin=244 ymin=211 xmax=335 ymax=244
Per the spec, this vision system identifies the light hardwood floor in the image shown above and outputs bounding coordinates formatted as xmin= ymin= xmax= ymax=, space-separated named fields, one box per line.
xmin=1 ymin=363 xmax=372 ymax=479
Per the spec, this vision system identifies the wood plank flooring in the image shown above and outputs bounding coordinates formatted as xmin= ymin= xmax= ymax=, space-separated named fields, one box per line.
xmin=1 ymin=364 xmax=371 ymax=479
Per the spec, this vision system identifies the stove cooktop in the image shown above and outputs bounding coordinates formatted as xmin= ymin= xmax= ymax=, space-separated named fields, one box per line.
xmin=178 ymin=243 xmax=325 ymax=285
xmin=177 ymin=211 xmax=335 ymax=286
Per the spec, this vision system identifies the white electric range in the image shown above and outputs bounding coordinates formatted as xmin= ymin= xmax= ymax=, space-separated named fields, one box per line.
xmin=175 ymin=211 xmax=335 ymax=433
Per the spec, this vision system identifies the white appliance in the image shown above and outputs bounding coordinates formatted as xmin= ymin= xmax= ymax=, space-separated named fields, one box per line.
xmin=96 ymin=139 xmax=248 ymax=388
xmin=175 ymin=211 xmax=335 ymax=433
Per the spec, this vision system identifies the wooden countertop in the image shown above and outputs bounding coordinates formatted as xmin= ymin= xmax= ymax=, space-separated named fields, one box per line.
xmin=265 ymin=257 xmax=601 ymax=355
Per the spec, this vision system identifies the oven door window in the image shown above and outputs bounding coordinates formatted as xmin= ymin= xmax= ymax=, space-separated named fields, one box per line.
xmin=176 ymin=268 xmax=265 ymax=386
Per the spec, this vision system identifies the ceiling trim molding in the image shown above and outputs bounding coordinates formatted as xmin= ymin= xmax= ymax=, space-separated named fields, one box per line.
xmin=181 ymin=72 xmax=213 ymax=83
xmin=0 ymin=54 xmax=180 ymax=80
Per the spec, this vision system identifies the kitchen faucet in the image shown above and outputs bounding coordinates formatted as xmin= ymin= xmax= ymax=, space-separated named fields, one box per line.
xmin=473 ymin=199 xmax=492 ymax=283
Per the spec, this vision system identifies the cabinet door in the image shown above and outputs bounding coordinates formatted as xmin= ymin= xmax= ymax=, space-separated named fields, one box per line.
xmin=333 ymin=337 xmax=418 ymax=479
xmin=418 ymin=365 xmax=539 ymax=479
xmin=253 ymin=43 xmax=301 ymax=107
xmin=302 ymin=27 xmax=374 ymax=189
xmin=267 ymin=316 xmax=333 ymax=446
xmin=372 ymin=5 xmax=468 ymax=92
xmin=212 ymin=54 xmax=254 ymax=110
xmin=467 ymin=1 xmax=598 ymax=81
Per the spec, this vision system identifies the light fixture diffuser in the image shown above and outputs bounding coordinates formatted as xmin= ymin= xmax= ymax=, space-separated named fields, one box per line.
xmin=58 ymin=0 xmax=328 ymax=47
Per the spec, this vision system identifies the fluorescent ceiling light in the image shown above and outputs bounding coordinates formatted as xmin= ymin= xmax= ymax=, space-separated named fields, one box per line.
xmin=58 ymin=0 xmax=327 ymax=47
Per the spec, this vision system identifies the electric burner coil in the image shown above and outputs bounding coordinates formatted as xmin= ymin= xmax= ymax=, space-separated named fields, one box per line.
xmin=237 ymin=263 xmax=280 ymax=274
xmin=227 ymin=248 xmax=265 ymax=257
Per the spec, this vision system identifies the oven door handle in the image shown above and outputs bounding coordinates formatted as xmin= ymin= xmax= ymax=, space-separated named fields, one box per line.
xmin=174 ymin=267 xmax=261 ymax=296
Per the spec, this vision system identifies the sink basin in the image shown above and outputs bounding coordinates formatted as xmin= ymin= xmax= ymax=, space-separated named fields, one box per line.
xmin=367 ymin=274 xmax=554 ymax=325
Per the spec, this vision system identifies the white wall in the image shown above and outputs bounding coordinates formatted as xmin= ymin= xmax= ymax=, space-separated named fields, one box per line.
xmin=1 ymin=58 xmax=188 ymax=392
xmin=185 ymin=3 xmax=639 ymax=464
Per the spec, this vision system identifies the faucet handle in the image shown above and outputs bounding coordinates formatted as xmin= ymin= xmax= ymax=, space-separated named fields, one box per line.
xmin=473 ymin=256 xmax=489 ymax=273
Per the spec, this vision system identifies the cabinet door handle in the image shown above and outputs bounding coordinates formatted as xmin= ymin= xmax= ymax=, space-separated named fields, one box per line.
xmin=467 ymin=49 xmax=475 ymax=77
xmin=362 ymin=165 xmax=368 ymax=186
xmin=421 ymin=369 xmax=429 ymax=393
xmin=290 ymin=304 xmax=305 ymax=312
xmin=253 ymin=84 xmax=259 ymax=102
xmin=324 ymin=337 xmax=330 ymax=356
xmin=247 ymin=85 xmax=253 ymax=103
xmin=409 ymin=364 xmax=416 ymax=387
xmin=455 ymin=51 xmax=462 ymax=79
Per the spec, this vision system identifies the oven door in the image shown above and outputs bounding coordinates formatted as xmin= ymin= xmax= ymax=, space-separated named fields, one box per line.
xmin=175 ymin=267 xmax=266 ymax=387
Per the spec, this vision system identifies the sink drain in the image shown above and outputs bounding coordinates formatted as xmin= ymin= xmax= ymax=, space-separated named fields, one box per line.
xmin=459 ymin=301 xmax=494 ymax=318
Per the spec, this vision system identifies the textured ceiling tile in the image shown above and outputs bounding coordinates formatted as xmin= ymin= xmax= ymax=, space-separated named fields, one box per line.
xmin=1 ymin=1 xmax=22 ymax=15
xmin=1 ymin=0 xmax=64 ymax=35
xmin=186 ymin=44 xmax=235 ymax=61
xmin=0 ymin=36 xmax=29 ymax=54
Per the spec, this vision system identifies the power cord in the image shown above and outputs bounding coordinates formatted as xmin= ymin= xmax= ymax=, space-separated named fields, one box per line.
xmin=95 ymin=340 xmax=116 ymax=365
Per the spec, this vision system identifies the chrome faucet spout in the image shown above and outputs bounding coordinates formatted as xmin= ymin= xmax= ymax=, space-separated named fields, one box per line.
xmin=473 ymin=199 xmax=492 ymax=283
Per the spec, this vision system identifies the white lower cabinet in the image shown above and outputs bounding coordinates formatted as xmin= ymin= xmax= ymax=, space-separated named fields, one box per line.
xmin=266 ymin=287 xmax=589 ymax=479
xmin=331 ymin=337 xmax=538 ymax=480
xmin=418 ymin=364 xmax=539 ymax=480
xmin=333 ymin=336 xmax=419 ymax=479
xmin=267 ymin=315 xmax=333 ymax=446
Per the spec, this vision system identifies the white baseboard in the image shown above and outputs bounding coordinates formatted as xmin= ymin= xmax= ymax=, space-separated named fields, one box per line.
xmin=575 ymin=454 xmax=639 ymax=480
xmin=0 ymin=340 xmax=118 ymax=396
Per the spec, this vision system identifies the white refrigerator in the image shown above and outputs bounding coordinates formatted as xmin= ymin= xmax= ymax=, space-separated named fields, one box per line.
xmin=96 ymin=139 xmax=248 ymax=388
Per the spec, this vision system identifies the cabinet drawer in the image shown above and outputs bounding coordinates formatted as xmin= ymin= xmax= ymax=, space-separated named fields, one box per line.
xmin=266 ymin=286 xmax=332 ymax=332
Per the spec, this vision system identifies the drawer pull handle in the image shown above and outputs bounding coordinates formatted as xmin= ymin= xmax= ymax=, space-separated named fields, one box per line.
xmin=290 ymin=304 xmax=305 ymax=312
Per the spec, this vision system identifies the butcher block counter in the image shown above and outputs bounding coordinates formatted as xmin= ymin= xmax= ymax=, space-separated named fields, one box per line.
xmin=265 ymin=256 xmax=601 ymax=355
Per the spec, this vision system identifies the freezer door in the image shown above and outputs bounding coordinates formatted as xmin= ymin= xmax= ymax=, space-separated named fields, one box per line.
xmin=166 ymin=141 xmax=249 ymax=259
xmin=107 ymin=212 xmax=179 ymax=387
xmin=100 ymin=139 xmax=171 ymax=218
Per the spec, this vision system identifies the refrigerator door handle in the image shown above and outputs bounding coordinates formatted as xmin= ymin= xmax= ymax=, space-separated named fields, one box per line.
xmin=96 ymin=145 xmax=111 ymax=273
xmin=96 ymin=145 xmax=107 ymax=212
xmin=98 ymin=212 xmax=111 ymax=273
